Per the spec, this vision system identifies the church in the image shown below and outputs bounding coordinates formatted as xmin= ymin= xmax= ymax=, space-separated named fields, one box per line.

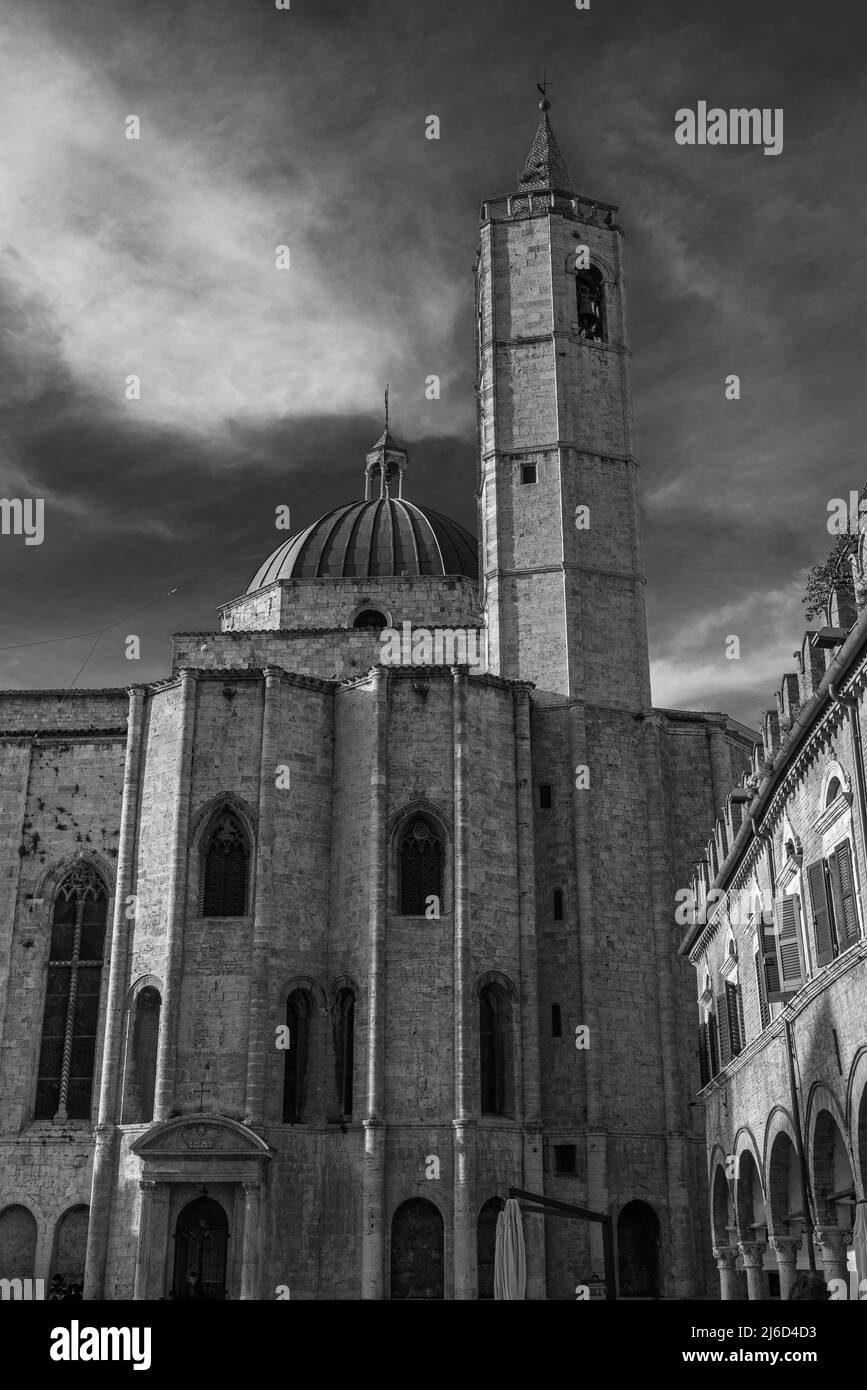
xmin=0 ymin=105 xmax=757 ymax=1300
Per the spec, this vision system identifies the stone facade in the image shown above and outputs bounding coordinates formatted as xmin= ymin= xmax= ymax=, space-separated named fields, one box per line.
xmin=0 ymin=112 xmax=756 ymax=1300
xmin=683 ymin=577 xmax=867 ymax=1300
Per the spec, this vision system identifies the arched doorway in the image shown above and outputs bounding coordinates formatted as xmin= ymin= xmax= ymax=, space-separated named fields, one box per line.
xmin=617 ymin=1201 xmax=660 ymax=1298
xmin=711 ymin=1164 xmax=734 ymax=1248
xmin=477 ymin=1196 xmax=504 ymax=1299
xmin=735 ymin=1150 xmax=767 ymax=1234
xmin=51 ymin=1205 xmax=89 ymax=1287
xmin=768 ymin=1131 xmax=802 ymax=1236
xmin=172 ymin=1197 xmax=228 ymax=1300
xmin=390 ymin=1199 xmax=444 ymax=1300
xmin=0 ymin=1205 xmax=37 ymax=1283
xmin=813 ymin=1110 xmax=855 ymax=1225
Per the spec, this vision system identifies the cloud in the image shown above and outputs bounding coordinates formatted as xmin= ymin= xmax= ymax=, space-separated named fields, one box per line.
xmin=650 ymin=580 xmax=809 ymax=716
xmin=0 ymin=5 xmax=466 ymax=445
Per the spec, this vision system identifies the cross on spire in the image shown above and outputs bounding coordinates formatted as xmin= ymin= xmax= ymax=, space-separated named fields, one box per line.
xmin=536 ymin=70 xmax=554 ymax=107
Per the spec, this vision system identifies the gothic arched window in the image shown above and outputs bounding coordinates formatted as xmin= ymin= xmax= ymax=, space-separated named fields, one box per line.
xmin=283 ymin=989 xmax=311 ymax=1124
xmin=479 ymin=981 xmax=513 ymax=1117
xmin=399 ymin=818 xmax=443 ymax=915
xmin=202 ymin=813 xmax=248 ymax=917
xmin=335 ymin=988 xmax=355 ymax=1117
xmin=35 ymin=863 xmax=108 ymax=1122
xmin=576 ymin=265 xmax=606 ymax=342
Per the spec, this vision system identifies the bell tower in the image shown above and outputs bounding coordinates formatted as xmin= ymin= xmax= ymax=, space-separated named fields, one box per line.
xmin=476 ymin=100 xmax=652 ymax=708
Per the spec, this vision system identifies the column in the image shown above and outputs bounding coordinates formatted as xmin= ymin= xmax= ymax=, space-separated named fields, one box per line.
xmin=154 ymin=668 xmax=198 ymax=1120
xmin=769 ymin=1236 xmax=802 ymax=1301
xmin=813 ymin=1226 xmax=850 ymax=1285
xmin=239 ymin=1182 xmax=262 ymax=1300
xmin=84 ymin=683 xmax=147 ymax=1300
xmin=514 ymin=687 xmax=545 ymax=1299
xmin=361 ymin=668 xmax=388 ymax=1298
xmin=133 ymin=1181 xmax=158 ymax=1300
xmin=738 ymin=1241 xmax=768 ymax=1300
xmin=568 ymin=702 xmax=605 ymax=1271
xmin=713 ymin=1246 xmax=740 ymax=1301
xmin=452 ymin=667 xmax=476 ymax=1300
xmin=244 ymin=667 xmax=282 ymax=1127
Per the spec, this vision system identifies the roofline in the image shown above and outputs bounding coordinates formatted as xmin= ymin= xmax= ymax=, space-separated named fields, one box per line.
xmin=678 ymin=602 xmax=867 ymax=959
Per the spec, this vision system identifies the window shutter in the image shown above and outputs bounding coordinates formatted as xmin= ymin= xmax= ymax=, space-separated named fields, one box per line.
xmin=716 ymin=991 xmax=731 ymax=1067
xmin=725 ymin=980 xmax=743 ymax=1056
xmin=761 ymin=920 xmax=782 ymax=1000
xmin=828 ymin=840 xmax=860 ymax=950
xmin=698 ymin=1024 xmax=710 ymax=1088
xmin=770 ymin=894 xmax=807 ymax=999
xmin=806 ymin=858 xmax=835 ymax=967
xmin=754 ymin=947 xmax=770 ymax=1029
xmin=708 ymin=1015 xmax=719 ymax=1077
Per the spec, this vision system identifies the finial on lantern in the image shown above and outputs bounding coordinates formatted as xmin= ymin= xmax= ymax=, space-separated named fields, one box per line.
xmin=536 ymin=70 xmax=553 ymax=112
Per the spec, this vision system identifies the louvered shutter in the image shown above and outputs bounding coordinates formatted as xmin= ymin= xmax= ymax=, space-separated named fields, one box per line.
xmin=698 ymin=1024 xmax=710 ymax=1088
xmin=716 ymin=991 xmax=731 ymax=1067
xmin=770 ymin=894 xmax=806 ymax=999
xmin=806 ymin=859 xmax=835 ymax=967
xmin=754 ymin=947 xmax=770 ymax=1028
xmin=708 ymin=1014 xmax=720 ymax=1077
xmin=761 ymin=919 xmax=782 ymax=1001
xmin=828 ymin=840 xmax=860 ymax=950
xmin=725 ymin=980 xmax=743 ymax=1056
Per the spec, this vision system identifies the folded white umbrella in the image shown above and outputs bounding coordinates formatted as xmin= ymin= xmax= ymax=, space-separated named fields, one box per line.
xmin=494 ymin=1197 xmax=527 ymax=1300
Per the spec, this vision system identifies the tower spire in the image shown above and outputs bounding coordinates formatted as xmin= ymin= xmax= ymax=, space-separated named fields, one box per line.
xmin=517 ymin=85 xmax=574 ymax=196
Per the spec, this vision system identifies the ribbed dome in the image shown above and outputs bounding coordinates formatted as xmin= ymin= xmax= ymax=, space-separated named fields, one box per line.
xmin=247 ymin=497 xmax=478 ymax=591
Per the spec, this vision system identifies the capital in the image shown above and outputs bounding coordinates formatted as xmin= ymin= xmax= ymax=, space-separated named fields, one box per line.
xmin=737 ymin=1240 xmax=767 ymax=1268
xmin=712 ymin=1246 xmax=739 ymax=1270
xmin=813 ymin=1226 xmax=852 ymax=1256
xmin=769 ymin=1236 xmax=802 ymax=1263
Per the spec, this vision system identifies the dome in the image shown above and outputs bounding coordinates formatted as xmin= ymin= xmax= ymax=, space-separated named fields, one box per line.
xmin=246 ymin=497 xmax=478 ymax=591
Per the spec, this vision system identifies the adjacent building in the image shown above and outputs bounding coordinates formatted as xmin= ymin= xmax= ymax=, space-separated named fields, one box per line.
xmin=682 ymin=572 xmax=867 ymax=1300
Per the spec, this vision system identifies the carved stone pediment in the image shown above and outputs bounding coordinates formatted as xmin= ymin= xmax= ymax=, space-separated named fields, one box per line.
xmin=130 ymin=1116 xmax=272 ymax=1174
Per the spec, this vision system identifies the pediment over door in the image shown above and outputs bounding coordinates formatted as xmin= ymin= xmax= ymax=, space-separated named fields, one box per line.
xmin=131 ymin=1116 xmax=272 ymax=1183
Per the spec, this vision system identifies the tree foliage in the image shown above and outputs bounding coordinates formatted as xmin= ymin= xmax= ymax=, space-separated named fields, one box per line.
xmin=802 ymin=481 xmax=867 ymax=622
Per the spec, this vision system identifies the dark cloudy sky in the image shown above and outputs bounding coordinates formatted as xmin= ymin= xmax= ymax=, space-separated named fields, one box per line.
xmin=1 ymin=0 xmax=865 ymax=725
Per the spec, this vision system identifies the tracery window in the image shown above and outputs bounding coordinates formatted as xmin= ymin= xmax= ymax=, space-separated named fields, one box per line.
xmin=35 ymin=863 xmax=108 ymax=1122
xmin=399 ymin=819 xmax=443 ymax=916
xmin=202 ymin=813 xmax=248 ymax=917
